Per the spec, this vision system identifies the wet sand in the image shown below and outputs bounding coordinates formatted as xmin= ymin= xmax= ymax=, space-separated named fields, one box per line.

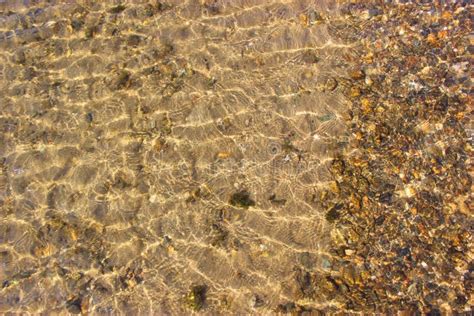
xmin=0 ymin=0 xmax=472 ymax=314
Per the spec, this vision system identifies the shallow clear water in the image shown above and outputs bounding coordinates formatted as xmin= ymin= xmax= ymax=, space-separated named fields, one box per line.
xmin=1 ymin=0 xmax=471 ymax=315
xmin=0 ymin=1 xmax=355 ymax=313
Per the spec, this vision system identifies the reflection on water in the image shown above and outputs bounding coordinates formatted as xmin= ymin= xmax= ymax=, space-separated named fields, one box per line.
xmin=0 ymin=0 xmax=471 ymax=314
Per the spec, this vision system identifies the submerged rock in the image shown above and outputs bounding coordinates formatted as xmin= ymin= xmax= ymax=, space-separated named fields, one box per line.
xmin=322 ymin=0 xmax=473 ymax=313
xmin=186 ymin=285 xmax=207 ymax=311
xmin=229 ymin=190 xmax=255 ymax=209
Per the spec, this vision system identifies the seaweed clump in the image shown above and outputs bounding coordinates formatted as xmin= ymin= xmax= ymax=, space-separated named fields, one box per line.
xmin=320 ymin=1 xmax=472 ymax=314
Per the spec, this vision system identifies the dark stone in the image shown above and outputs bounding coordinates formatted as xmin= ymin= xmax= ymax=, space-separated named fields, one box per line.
xmin=251 ymin=294 xmax=264 ymax=308
xmin=12 ymin=50 xmax=26 ymax=64
xmin=375 ymin=215 xmax=385 ymax=225
xmin=398 ymin=247 xmax=410 ymax=257
xmin=210 ymin=223 xmax=228 ymax=247
xmin=308 ymin=10 xmax=323 ymax=23
xmin=127 ymin=34 xmax=142 ymax=47
xmin=71 ymin=20 xmax=84 ymax=31
xmin=331 ymin=158 xmax=345 ymax=174
xmin=368 ymin=8 xmax=382 ymax=17
xmin=325 ymin=203 xmax=343 ymax=222
xmin=204 ymin=2 xmax=221 ymax=15
xmin=85 ymin=26 xmax=99 ymax=39
xmin=113 ymin=174 xmax=130 ymax=189
xmin=269 ymin=193 xmax=286 ymax=205
xmin=163 ymin=235 xmax=172 ymax=244
xmin=436 ymin=95 xmax=449 ymax=113
xmin=144 ymin=4 xmax=156 ymax=16
xmin=109 ymin=5 xmax=126 ymax=14
xmin=188 ymin=285 xmax=207 ymax=311
xmin=426 ymin=308 xmax=442 ymax=316
xmin=86 ymin=112 xmax=93 ymax=123
xmin=379 ymin=191 xmax=393 ymax=204
xmin=66 ymin=297 xmax=82 ymax=314
xmin=468 ymin=45 xmax=474 ymax=54
xmin=295 ymin=270 xmax=313 ymax=297
xmin=420 ymin=28 xmax=430 ymax=37
xmin=111 ymin=71 xmax=131 ymax=90
xmin=229 ymin=190 xmax=255 ymax=209
xmin=23 ymin=67 xmax=37 ymax=80
xmin=27 ymin=8 xmax=44 ymax=20
xmin=454 ymin=294 xmax=467 ymax=306
xmin=277 ymin=302 xmax=296 ymax=313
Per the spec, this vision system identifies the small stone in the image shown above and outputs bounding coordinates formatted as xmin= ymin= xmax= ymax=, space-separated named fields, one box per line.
xmin=325 ymin=78 xmax=338 ymax=91
xmin=302 ymin=50 xmax=320 ymax=64
xmin=345 ymin=249 xmax=355 ymax=256
xmin=427 ymin=33 xmax=438 ymax=45
xmin=111 ymin=70 xmax=131 ymax=90
xmin=374 ymin=215 xmax=385 ymax=225
xmin=398 ymin=247 xmax=410 ymax=257
xmin=12 ymin=50 xmax=26 ymax=64
xmin=277 ymin=302 xmax=296 ymax=313
xmin=109 ymin=4 xmax=126 ymax=14
xmin=249 ymin=294 xmax=264 ymax=308
xmin=85 ymin=112 xmax=93 ymax=123
xmin=299 ymin=252 xmax=314 ymax=269
xmin=66 ymin=297 xmax=82 ymax=314
xmin=186 ymin=285 xmax=207 ymax=311
xmin=216 ymin=151 xmax=231 ymax=159
xmin=71 ymin=20 xmax=84 ymax=31
xmin=325 ymin=203 xmax=343 ymax=222
xmin=350 ymin=87 xmax=361 ymax=98
xmin=229 ymin=190 xmax=255 ymax=209
xmin=149 ymin=194 xmax=158 ymax=203
xmin=379 ymin=191 xmax=393 ymax=204
xmin=318 ymin=114 xmax=334 ymax=122
xmin=361 ymin=98 xmax=372 ymax=113
xmin=127 ymin=34 xmax=142 ymax=47
xmin=404 ymin=186 xmax=416 ymax=198
xmin=368 ymin=8 xmax=382 ymax=17
xmin=349 ymin=68 xmax=365 ymax=80
xmin=84 ymin=26 xmax=99 ymax=39
xmin=308 ymin=10 xmax=324 ymax=24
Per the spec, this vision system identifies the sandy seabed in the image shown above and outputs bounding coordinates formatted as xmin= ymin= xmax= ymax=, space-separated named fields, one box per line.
xmin=0 ymin=0 xmax=472 ymax=315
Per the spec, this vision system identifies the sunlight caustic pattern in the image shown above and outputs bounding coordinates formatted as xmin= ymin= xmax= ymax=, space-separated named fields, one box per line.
xmin=0 ymin=0 xmax=355 ymax=313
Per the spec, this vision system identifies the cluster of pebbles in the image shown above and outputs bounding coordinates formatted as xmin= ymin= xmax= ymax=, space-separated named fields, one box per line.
xmin=315 ymin=0 xmax=472 ymax=314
